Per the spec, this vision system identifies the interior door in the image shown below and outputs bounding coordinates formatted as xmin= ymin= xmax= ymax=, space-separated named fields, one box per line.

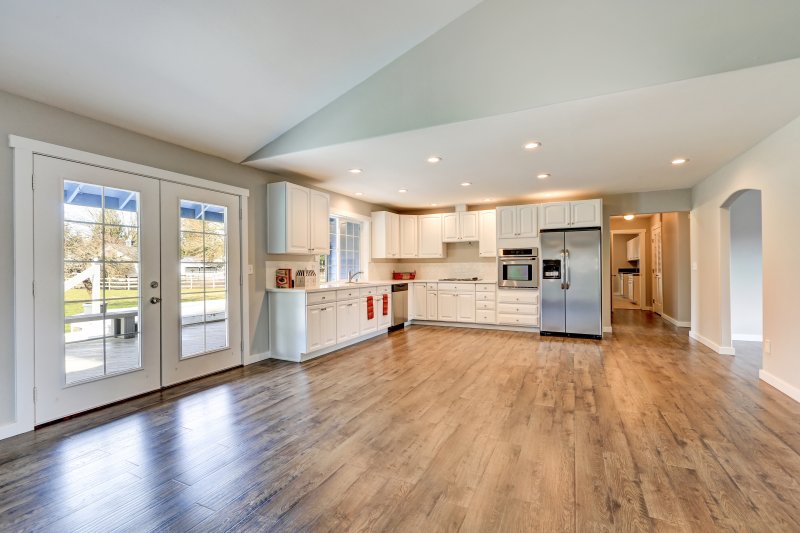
xmin=33 ymin=155 xmax=161 ymax=423
xmin=160 ymin=182 xmax=242 ymax=386
xmin=652 ymin=225 xmax=664 ymax=315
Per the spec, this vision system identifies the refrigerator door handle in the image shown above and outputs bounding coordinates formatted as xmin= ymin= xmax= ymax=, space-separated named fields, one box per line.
xmin=564 ymin=249 xmax=571 ymax=290
xmin=560 ymin=249 xmax=566 ymax=290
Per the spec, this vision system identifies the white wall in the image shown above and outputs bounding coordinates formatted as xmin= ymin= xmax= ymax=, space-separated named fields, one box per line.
xmin=729 ymin=190 xmax=763 ymax=340
xmin=691 ymin=114 xmax=800 ymax=395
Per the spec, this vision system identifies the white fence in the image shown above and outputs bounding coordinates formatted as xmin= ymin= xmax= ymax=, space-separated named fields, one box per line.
xmin=98 ymin=274 xmax=227 ymax=291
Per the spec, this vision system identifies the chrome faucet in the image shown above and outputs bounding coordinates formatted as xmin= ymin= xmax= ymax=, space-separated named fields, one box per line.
xmin=348 ymin=271 xmax=364 ymax=283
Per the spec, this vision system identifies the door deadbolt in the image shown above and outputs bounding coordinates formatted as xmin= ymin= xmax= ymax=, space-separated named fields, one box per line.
xmin=150 ymin=281 xmax=159 ymax=288
xmin=150 ymin=297 xmax=162 ymax=304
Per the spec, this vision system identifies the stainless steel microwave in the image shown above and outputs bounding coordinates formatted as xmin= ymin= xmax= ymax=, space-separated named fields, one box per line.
xmin=498 ymin=248 xmax=539 ymax=288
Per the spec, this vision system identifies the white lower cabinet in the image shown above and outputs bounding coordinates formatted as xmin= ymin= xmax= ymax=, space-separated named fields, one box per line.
xmin=336 ymin=299 xmax=360 ymax=343
xmin=496 ymin=289 xmax=539 ymax=326
xmin=306 ymin=303 xmax=336 ymax=353
xmin=411 ymin=283 xmax=427 ymax=319
xmin=438 ymin=292 xmax=457 ymax=321
xmin=376 ymin=287 xmax=392 ymax=329
xmin=457 ymin=293 xmax=475 ymax=323
xmin=426 ymin=286 xmax=438 ymax=320
xmin=475 ymin=283 xmax=496 ymax=324
xmin=359 ymin=296 xmax=378 ymax=335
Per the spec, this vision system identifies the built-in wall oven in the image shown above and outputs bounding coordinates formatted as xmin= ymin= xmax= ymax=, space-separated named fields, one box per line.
xmin=498 ymin=248 xmax=539 ymax=288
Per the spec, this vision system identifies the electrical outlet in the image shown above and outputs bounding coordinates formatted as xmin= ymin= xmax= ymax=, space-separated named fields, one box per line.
xmin=247 ymin=264 xmax=254 ymax=275
xmin=764 ymin=339 xmax=771 ymax=355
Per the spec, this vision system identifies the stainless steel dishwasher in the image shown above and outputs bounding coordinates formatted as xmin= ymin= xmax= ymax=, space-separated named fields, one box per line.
xmin=390 ymin=283 xmax=408 ymax=331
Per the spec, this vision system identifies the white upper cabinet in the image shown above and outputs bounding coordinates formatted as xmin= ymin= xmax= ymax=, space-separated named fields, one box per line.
xmin=442 ymin=213 xmax=460 ymax=242
xmin=399 ymin=215 xmax=418 ymax=258
xmin=478 ymin=209 xmax=497 ymax=257
xmin=268 ymin=181 xmax=329 ymax=255
xmin=540 ymin=202 xmax=570 ymax=230
xmin=570 ymin=199 xmax=603 ymax=228
xmin=418 ymin=214 xmax=446 ymax=258
xmin=442 ymin=211 xmax=479 ymax=243
xmin=371 ymin=211 xmax=400 ymax=259
xmin=540 ymin=199 xmax=602 ymax=230
xmin=309 ymin=189 xmax=330 ymax=254
xmin=496 ymin=204 xmax=538 ymax=239
xmin=626 ymin=236 xmax=641 ymax=261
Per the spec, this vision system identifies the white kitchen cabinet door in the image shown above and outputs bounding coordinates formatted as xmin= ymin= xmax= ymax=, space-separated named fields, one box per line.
xmin=438 ymin=293 xmax=457 ymax=321
xmin=320 ymin=304 xmax=337 ymax=348
xmin=457 ymin=293 xmax=476 ymax=323
xmin=442 ymin=213 xmax=460 ymax=242
xmin=571 ymin=199 xmax=602 ymax=227
xmin=377 ymin=292 xmax=392 ymax=328
xmin=306 ymin=305 xmax=323 ymax=352
xmin=517 ymin=205 xmax=538 ymax=237
xmin=478 ymin=210 xmax=497 ymax=257
xmin=399 ymin=215 xmax=418 ymax=258
xmin=359 ymin=297 xmax=378 ymax=334
xmin=418 ymin=214 xmax=445 ymax=258
xmin=496 ymin=207 xmax=516 ymax=239
xmin=411 ymin=283 xmax=427 ymax=319
xmin=286 ymin=183 xmax=311 ymax=253
xmin=460 ymin=212 xmax=479 ymax=241
xmin=540 ymin=202 xmax=570 ymax=230
xmin=371 ymin=211 xmax=400 ymax=259
xmin=426 ymin=290 xmax=438 ymax=320
xmin=309 ymin=189 xmax=330 ymax=254
xmin=336 ymin=300 xmax=359 ymax=343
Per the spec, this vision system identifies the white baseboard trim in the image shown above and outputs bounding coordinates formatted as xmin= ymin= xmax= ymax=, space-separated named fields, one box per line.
xmin=0 ymin=420 xmax=34 ymax=441
xmin=689 ymin=330 xmax=735 ymax=355
xmin=662 ymin=314 xmax=691 ymax=328
xmin=732 ymin=334 xmax=763 ymax=342
xmin=244 ymin=351 xmax=270 ymax=365
xmin=603 ymin=326 xmax=613 ymax=334
xmin=759 ymin=369 xmax=800 ymax=404
xmin=410 ymin=320 xmax=538 ymax=333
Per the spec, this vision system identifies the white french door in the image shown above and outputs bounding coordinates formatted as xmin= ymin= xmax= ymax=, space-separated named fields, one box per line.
xmin=160 ymin=181 xmax=241 ymax=386
xmin=32 ymin=156 xmax=242 ymax=424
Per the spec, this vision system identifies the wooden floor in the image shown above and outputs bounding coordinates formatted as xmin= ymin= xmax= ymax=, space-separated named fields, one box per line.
xmin=3 ymin=312 xmax=800 ymax=532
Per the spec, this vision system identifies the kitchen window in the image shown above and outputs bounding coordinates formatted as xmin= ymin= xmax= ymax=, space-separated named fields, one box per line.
xmin=326 ymin=215 xmax=366 ymax=282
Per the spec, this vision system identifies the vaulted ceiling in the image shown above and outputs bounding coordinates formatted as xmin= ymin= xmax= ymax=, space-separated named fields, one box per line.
xmin=3 ymin=0 xmax=800 ymax=207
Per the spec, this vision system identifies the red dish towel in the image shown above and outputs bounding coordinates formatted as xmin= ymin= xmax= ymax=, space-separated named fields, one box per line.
xmin=382 ymin=293 xmax=389 ymax=316
xmin=366 ymin=296 xmax=374 ymax=320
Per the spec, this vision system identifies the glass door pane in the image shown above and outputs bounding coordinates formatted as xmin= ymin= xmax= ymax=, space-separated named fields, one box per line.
xmin=63 ymin=180 xmax=142 ymax=385
xmin=179 ymin=200 xmax=229 ymax=358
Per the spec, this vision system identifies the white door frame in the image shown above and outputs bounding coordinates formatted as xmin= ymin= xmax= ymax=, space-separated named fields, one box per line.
xmin=5 ymin=135 xmax=250 ymax=440
xmin=610 ymin=229 xmax=648 ymax=311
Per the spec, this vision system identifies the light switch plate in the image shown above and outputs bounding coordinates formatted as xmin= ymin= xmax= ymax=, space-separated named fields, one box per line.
xmin=247 ymin=264 xmax=254 ymax=275
xmin=764 ymin=339 xmax=771 ymax=355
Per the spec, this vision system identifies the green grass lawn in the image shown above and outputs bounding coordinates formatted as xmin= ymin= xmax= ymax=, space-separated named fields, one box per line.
xmin=64 ymin=288 xmax=225 ymax=317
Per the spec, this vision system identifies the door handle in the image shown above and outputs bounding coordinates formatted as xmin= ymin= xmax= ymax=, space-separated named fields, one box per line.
xmin=150 ymin=296 xmax=162 ymax=304
xmin=564 ymin=249 xmax=571 ymax=290
xmin=560 ymin=250 xmax=566 ymax=289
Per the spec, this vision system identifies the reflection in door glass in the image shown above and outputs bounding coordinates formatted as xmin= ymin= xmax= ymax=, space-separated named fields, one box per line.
xmin=63 ymin=180 xmax=142 ymax=384
xmin=179 ymin=200 xmax=229 ymax=358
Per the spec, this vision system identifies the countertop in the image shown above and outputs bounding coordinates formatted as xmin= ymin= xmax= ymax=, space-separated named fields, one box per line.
xmin=265 ymin=279 xmax=499 ymax=293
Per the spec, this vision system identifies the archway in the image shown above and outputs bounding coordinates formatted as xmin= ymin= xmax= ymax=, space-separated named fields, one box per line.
xmin=719 ymin=189 xmax=763 ymax=359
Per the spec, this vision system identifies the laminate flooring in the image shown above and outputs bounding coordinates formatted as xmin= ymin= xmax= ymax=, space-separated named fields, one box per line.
xmin=2 ymin=311 xmax=800 ymax=532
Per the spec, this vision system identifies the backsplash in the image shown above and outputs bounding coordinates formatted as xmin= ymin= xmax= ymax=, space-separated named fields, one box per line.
xmin=368 ymin=261 xmax=497 ymax=282
xmin=265 ymin=259 xmax=320 ymax=289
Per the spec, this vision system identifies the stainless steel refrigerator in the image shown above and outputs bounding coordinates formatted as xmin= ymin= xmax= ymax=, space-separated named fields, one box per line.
xmin=540 ymin=228 xmax=602 ymax=339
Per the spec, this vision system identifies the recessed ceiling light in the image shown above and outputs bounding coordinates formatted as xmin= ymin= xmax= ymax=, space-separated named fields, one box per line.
xmin=460 ymin=182 xmax=472 ymax=187
xmin=624 ymin=214 xmax=635 ymax=221
xmin=427 ymin=156 xmax=442 ymax=164
xmin=348 ymin=168 xmax=363 ymax=174
xmin=483 ymin=198 xmax=493 ymax=202
xmin=431 ymin=203 xmax=438 ymax=207
xmin=354 ymin=192 xmax=364 ymax=196
xmin=537 ymin=173 xmax=551 ymax=179
xmin=398 ymin=188 xmax=408 ymax=193
xmin=523 ymin=141 xmax=542 ymax=150
xmin=671 ymin=158 xmax=689 ymax=166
